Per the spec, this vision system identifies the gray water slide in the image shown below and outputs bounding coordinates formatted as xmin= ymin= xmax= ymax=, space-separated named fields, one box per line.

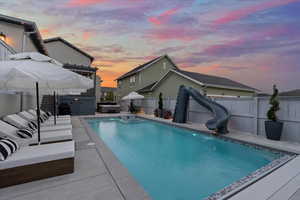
xmin=173 ymin=85 xmax=230 ymax=134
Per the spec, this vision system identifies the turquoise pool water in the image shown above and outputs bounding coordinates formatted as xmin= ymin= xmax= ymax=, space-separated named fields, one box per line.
xmin=87 ymin=117 xmax=281 ymax=200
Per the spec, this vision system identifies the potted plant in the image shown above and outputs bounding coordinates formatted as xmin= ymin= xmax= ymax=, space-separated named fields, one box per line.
xmin=265 ymin=85 xmax=283 ymax=140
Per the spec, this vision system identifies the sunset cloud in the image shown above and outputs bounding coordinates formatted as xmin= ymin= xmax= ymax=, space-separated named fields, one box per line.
xmin=213 ymin=0 xmax=300 ymax=27
xmin=146 ymin=26 xmax=203 ymax=41
xmin=65 ymin=0 xmax=107 ymax=7
xmin=148 ymin=7 xmax=180 ymax=25
xmin=1 ymin=0 xmax=300 ymax=91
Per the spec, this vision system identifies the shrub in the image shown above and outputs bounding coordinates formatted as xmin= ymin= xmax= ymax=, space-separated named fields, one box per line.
xmin=163 ymin=110 xmax=172 ymax=119
xmin=267 ymin=85 xmax=280 ymax=122
xmin=154 ymin=108 xmax=172 ymax=119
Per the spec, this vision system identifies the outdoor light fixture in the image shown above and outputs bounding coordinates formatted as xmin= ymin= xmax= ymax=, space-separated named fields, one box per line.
xmin=0 ymin=32 xmax=6 ymax=42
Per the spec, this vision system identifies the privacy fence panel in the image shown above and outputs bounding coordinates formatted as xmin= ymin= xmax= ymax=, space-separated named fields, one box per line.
xmin=121 ymin=96 xmax=300 ymax=143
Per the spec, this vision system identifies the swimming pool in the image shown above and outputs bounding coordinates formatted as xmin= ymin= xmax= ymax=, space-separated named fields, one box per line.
xmin=87 ymin=117 xmax=290 ymax=200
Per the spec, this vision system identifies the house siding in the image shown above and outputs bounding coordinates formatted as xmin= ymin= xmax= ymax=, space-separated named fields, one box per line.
xmin=44 ymin=41 xmax=92 ymax=66
xmin=0 ymin=21 xmax=38 ymax=53
xmin=151 ymin=72 xmax=255 ymax=98
xmin=117 ymin=57 xmax=176 ymax=99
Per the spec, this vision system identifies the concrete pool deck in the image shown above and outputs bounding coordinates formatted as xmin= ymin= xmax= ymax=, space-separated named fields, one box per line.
xmin=0 ymin=114 xmax=299 ymax=200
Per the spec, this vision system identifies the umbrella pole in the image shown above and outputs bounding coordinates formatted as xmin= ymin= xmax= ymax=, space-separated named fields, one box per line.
xmin=53 ymin=91 xmax=56 ymax=125
xmin=20 ymin=92 xmax=23 ymax=112
xmin=36 ymin=82 xmax=41 ymax=145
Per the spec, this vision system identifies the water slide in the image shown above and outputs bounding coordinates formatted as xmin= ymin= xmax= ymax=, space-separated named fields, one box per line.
xmin=173 ymin=85 xmax=230 ymax=134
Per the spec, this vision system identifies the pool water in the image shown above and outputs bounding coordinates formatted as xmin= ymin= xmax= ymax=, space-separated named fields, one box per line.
xmin=88 ymin=118 xmax=281 ymax=200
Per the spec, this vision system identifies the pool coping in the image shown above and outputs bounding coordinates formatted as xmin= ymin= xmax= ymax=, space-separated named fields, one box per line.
xmin=81 ymin=114 xmax=297 ymax=200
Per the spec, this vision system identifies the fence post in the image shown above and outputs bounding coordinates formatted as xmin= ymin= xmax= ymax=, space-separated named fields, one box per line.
xmin=254 ymin=97 xmax=259 ymax=135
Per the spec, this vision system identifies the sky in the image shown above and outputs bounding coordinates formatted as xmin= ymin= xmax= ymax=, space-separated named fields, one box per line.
xmin=1 ymin=0 xmax=300 ymax=92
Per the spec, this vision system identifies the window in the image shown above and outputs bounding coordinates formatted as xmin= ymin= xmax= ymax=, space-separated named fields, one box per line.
xmin=139 ymin=74 xmax=142 ymax=83
xmin=163 ymin=62 xmax=167 ymax=70
xmin=130 ymin=76 xmax=136 ymax=84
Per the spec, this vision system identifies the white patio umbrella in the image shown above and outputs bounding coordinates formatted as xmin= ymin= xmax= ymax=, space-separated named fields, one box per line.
xmin=122 ymin=92 xmax=144 ymax=100
xmin=122 ymin=92 xmax=144 ymax=113
xmin=0 ymin=52 xmax=94 ymax=143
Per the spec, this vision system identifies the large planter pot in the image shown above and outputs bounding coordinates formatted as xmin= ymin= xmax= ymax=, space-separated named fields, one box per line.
xmin=265 ymin=121 xmax=283 ymax=141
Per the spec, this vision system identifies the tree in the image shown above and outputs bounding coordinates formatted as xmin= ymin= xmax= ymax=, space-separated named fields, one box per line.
xmin=267 ymin=85 xmax=280 ymax=121
xmin=105 ymin=91 xmax=115 ymax=102
xmin=158 ymin=93 xmax=163 ymax=118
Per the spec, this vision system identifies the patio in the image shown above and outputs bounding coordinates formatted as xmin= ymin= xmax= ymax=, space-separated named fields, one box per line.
xmin=0 ymin=114 xmax=300 ymax=200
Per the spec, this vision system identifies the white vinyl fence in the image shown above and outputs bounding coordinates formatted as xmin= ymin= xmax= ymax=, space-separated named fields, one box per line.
xmin=121 ymin=97 xmax=300 ymax=143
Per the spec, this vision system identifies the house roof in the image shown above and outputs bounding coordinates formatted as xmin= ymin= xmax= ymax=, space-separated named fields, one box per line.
xmin=44 ymin=37 xmax=94 ymax=62
xmin=137 ymin=82 xmax=157 ymax=93
xmin=116 ymin=55 xmax=178 ymax=81
xmin=279 ymin=89 xmax=300 ymax=96
xmin=63 ymin=63 xmax=97 ymax=72
xmin=149 ymin=69 xmax=258 ymax=92
xmin=0 ymin=14 xmax=48 ymax=55
xmin=101 ymin=87 xmax=117 ymax=92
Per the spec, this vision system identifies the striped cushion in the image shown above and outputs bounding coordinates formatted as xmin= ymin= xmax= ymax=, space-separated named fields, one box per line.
xmin=28 ymin=121 xmax=37 ymax=130
xmin=46 ymin=111 xmax=52 ymax=117
xmin=17 ymin=129 xmax=34 ymax=138
xmin=39 ymin=117 xmax=45 ymax=123
xmin=42 ymin=113 xmax=49 ymax=120
xmin=0 ymin=141 xmax=12 ymax=161
xmin=0 ymin=138 xmax=19 ymax=153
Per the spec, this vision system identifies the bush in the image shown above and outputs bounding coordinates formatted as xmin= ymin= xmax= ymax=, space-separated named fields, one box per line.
xmin=154 ymin=108 xmax=172 ymax=119
xmin=267 ymin=85 xmax=280 ymax=122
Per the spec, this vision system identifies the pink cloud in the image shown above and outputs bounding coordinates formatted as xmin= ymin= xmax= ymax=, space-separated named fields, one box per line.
xmin=148 ymin=7 xmax=180 ymax=25
xmin=82 ymin=31 xmax=96 ymax=40
xmin=201 ymin=24 xmax=294 ymax=57
xmin=147 ymin=26 xmax=201 ymax=41
xmin=213 ymin=0 xmax=300 ymax=27
xmin=66 ymin=0 xmax=107 ymax=7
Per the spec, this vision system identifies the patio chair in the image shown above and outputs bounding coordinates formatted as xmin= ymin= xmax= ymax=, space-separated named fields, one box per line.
xmin=28 ymin=109 xmax=71 ymax=120
xmin=0 ymin=120 xmax=72 ymax=146
xmin=18 ymin=111 xmax=71 ymax=125
xmin=3 ymin=114 xmax=72 ymax=132
xmin=0 ymin=140 xmax=74 ymax=188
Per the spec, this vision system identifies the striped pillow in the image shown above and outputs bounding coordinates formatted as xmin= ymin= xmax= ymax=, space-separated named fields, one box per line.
xmin=0 ymin=141 xmax=12 ymax=161
xmin=17 ymin=129 xmax=34 ymax=138
xmin=28 ymin=121 xmax=37 ymax=130
xmin=0 ymin=138 xmax=19 ymax=153
xmin=46 ymin=111 xmax=52 ymax=117
xmin=42 ymin=113 xmax=49 ymax=120
xmin=39 ymin=117 xmax=45 ymax=123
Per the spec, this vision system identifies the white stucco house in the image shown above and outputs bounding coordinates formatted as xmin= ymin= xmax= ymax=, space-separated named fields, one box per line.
xmin=0 ymin=14 xmax=49 ymax=117
xmin=43 ymin=37 xmax=100 ymax=115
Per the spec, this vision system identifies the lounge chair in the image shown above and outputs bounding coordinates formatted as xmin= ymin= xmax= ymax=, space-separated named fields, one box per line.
xmin=0 ymin=120 xmax=72 ymax=145
xmin=28 ymin=109 xmax=71 ymax=120
xmin=0 ymin=141 xmax=74 ymax=188
xmin=18 ymin=111 xmax=71 ymax=125
xmin=3 ymin=114 xmax=72 ymax=132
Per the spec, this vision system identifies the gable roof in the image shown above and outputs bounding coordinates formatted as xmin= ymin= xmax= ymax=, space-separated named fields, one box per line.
xmin=137 ymin=82 xmax=157 ymax=93
xmin=116 ymin=54 xmax=178 ymax=81
xmin=101 ymin=87 xmax=117 ymax=92
xmin=280 ymin=89 xmax=300 ymax=96
xmin=0 ymin=14 xmax=48 ymax=55
xmin=150 ymin=69 xmax=258 ymax=92
xmin=44 ymin=37 xmax=94 ymax=62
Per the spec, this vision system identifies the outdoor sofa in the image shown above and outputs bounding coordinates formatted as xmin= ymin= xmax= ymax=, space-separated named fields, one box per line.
xmin=0 ymin=140 xmax=74 ymax=188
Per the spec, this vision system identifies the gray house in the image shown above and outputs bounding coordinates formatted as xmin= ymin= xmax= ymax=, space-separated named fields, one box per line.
xmin=116 ymin=55 xmax=257 ymax=99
